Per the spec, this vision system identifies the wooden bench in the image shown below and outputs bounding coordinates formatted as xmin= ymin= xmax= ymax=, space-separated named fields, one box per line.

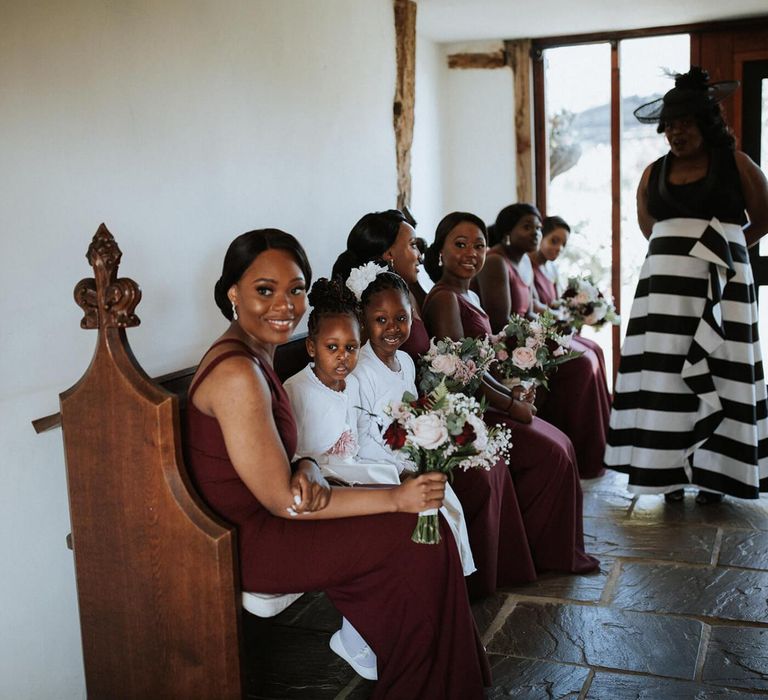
xmin=39 ymin=224 xmax=311 ymax=699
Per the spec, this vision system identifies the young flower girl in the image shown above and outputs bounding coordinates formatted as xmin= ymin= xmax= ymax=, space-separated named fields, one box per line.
xmin=284 ymin=275 xmax=473 ymax=681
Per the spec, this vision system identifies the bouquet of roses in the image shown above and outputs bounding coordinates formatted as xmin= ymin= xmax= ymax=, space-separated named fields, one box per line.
xmin=382 ymin=382 xmax=512 ymax=544
xmin=417 ymin=336 xmax=496 ymax=397
xmin=552 ymin=275 xmax=620 ymax=332
xmin=491 ymin=310 xmax=581 ymax=390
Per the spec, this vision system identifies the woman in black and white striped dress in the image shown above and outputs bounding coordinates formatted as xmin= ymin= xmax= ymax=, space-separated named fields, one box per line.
xmin=605 ymin=67 xmax=768 ymax=503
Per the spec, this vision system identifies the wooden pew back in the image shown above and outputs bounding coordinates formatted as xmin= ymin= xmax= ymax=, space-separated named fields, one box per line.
xmin=59 ymin=225 xmax=309 ymax=699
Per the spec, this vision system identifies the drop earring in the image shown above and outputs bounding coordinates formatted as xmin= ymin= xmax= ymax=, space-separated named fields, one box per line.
xmin=438 ymin=253 xmax=443 ymax=267
xmin=231 ymin=301 xmax=238 ymax=321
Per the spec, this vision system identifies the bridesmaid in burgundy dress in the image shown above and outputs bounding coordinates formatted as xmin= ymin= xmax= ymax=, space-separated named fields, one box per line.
xmin=530 ymin=216 xmax=612 ymax=412
xmin=332 ymin=210 xmax=537 ymax=598
xmin=422 ymin=212 xmax=599 ymax=577
xmin=475 ymin=204 xmax=609 ymax=479
xmin=185 ymin=229 xmax=490 ymax=698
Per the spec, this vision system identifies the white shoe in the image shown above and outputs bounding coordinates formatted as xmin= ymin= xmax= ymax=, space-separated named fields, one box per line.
xmin=329 ymin=629 xmax=378 ymax=680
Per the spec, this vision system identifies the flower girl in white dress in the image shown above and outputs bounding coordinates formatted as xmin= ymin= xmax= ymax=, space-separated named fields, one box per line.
xmin=284 ymin=275 xmax=474 ymax=681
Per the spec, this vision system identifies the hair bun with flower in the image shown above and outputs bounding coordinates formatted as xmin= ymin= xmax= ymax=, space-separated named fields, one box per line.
xmin=346 ymin=261 xmax=388 ymax=301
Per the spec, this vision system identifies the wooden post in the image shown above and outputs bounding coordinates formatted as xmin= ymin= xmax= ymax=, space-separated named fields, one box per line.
xmin=531 ymin=46 xmax=548 ymax=213
xmin=507 ymin=39 xmax=535 ymax=205
xmin=393 ymin=0 xmax=417 ymax=211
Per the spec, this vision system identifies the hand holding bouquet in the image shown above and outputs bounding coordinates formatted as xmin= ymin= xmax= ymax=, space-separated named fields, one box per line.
xmin=418 ymin=336 xmax=496 ymax=397
xmin=491 ymin=310 xmax=581 ymax=390
xmin=382 ymin=382 xmax=512 ymax=544
xmin=552 ymin=275 xmax=620 ymax=332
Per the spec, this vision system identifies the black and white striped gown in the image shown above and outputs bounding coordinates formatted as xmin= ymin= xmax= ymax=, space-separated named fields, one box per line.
xmin=606 ymin=153 xmax=768 ymax=498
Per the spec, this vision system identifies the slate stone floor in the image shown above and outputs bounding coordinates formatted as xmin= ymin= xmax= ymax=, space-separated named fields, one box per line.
xmin=244 ymin=470 xmax=768 ymax=699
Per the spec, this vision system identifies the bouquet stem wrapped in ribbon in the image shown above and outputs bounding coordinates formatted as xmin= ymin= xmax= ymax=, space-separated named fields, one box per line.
xmin=382 ymin=382 xmax=512 ymax=544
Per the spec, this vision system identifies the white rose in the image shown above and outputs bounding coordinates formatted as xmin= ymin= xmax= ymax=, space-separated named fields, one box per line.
xmin=591 ymin=305 xmax=607 ymax=322
xmin=431 ymin=353 xmax=459 ymax=376
xmin=553 ymin=346 xmax=566 ymax=357
xmin=409 ymin=414 xmax=449 ymax=450
xmin=466 ymin=413 xmax=488 ymax=451
xmin=511 ymin=346 xmax=538 ymax=370
xmin=525 ymin=336 xmax=541 ymax=350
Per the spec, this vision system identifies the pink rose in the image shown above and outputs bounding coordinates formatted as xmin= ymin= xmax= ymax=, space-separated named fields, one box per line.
xmin=511 ymin=346 xmax=537 ymax=370
xmin=431 ymin=353 xmax=459 ymax=377
xmin=496 ymin=349 xmax=509 ymax=361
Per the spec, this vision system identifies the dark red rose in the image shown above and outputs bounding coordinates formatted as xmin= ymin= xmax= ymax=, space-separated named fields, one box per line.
xmin=562 ymin=287 xmax=577 ymax=299
xmin=454 ymin=422 xmax=477 ymax=447
xmin=383 ymin=421 xmax=407 ymax=450
xmin=411 ymin=395 xmax=431 ymax=409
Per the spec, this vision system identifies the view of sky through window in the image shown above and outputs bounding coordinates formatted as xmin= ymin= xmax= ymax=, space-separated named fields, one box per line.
xmin=544 ymin=35 xmax=690 ymax=382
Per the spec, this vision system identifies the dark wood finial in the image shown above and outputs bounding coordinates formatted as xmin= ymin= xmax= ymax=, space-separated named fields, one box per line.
xmin=74 ymin=224 xmax=141 ymax=329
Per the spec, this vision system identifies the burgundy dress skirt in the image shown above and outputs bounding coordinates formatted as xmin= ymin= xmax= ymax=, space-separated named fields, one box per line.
xmin=423 ymin=287 xmax=599 ymax=576
xmin=483 ymin=252 xmax=609 ymax=478
xmin=402 ymin=316 xmax=537 ymax=597
xmin=185 ymin=339 xmax=490 ymax=699
xmin=533 ymin=264 xmax=612 ymax=476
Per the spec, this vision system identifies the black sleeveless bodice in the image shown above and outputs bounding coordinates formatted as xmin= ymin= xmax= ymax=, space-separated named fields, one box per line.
xmin=647 ymin=148 xmax=747 ymax=225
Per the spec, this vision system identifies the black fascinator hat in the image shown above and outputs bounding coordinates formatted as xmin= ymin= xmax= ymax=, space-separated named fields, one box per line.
xmin=633 ymin=67 xmax=739 ymax=124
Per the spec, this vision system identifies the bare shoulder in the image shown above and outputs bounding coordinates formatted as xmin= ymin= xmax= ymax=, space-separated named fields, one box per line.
xmin=194 ymin=351 xmax=271 ymax=417
xmin=734 ymin=150 xmax=767 ymax=182
xmin=423 ymin=286 xmax=459 ymax=314
xmin=639 ymin=162 xmax=653 ymax=185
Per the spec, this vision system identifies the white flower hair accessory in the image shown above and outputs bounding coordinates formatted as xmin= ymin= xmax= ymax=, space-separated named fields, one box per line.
xmin=345 ymin=261 xmax=388 ymax=301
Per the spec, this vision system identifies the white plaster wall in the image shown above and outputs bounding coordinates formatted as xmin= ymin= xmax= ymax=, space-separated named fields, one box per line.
xmin=439 ymin=41 xmax=517 ymax=231
xmin=0 ymin=1 xmax=397 ymax=697
xmin=411 ymin=35 xmax=446 ymax=238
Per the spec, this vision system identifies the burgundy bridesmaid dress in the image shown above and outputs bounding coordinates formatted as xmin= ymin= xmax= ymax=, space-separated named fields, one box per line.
xmin=185 ymin=339 xmax=490 ymax=699
xmin=401 ymin=316 xmax=537 ymax=597
xmin=423 ymin=286 xmax=599 ymax=577
xmin=485 ymin=251 xmax=609 ymax=478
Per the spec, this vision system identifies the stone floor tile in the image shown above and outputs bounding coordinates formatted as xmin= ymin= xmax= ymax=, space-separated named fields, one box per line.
xmin=503 ymin=558 xmax=614 ymax=603
xmin=583 ymin=491 xmax=635 ymax=519
xmin=272 ymin=591 xmax=341 ymax=633
xmin=487 ymin=601 xmax=701 ymax=679
xmin=339 ymin=678 xmax=375 ymax=699
xmin=472 ymin=592 xmax=509 ymax=636
xmin=585 ymin=671 xmax=767 ymax=699
xmin=487 ymin=656 xmax=589 ymax=699
xmin=581 ymin=470 xmax=630 ymax=495
xmin=243 ymin=621 xmax=354 ymax=699
xmin=702 ymin=626 xmax=768 ymax=691
xmin=719 ymin=532 xmax=768 ymax=571
xmin=630 ymin=494 xmax=768 ymax=531
xmin=583 ymin=517 xmax=716 ymax=564
xmin=612 ymin=562 xmax=768 ymax=622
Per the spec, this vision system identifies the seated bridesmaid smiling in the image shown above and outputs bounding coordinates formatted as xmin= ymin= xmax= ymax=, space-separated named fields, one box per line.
xmin=421 ymin=212 xmax=599 ymax=577
xmin=475 ymin=204 xmax=609 ymax=479
xmin=184 ymin=229 xmax=490 ymax=699
xmin=333 ymin=210 xmax=537 ymax=598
